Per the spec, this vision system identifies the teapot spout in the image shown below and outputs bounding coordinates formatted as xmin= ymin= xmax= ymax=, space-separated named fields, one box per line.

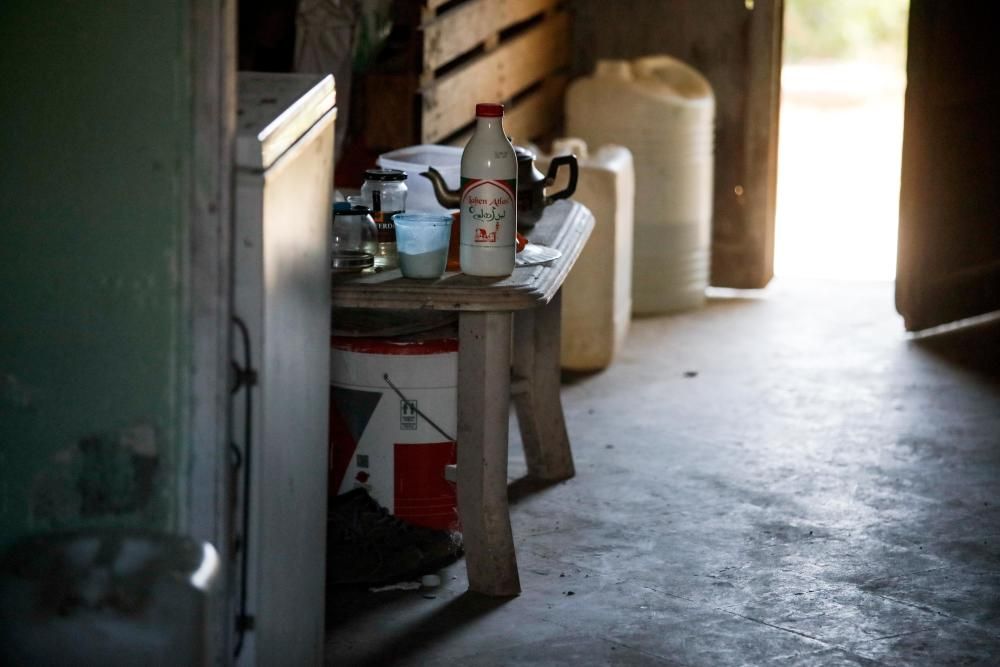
xmin=420 ymin=166 xmax=462 ymax=209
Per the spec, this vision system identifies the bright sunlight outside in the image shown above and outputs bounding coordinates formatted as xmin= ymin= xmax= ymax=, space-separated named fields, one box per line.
xmin=774 ymin=0 xmax=909 ymax=281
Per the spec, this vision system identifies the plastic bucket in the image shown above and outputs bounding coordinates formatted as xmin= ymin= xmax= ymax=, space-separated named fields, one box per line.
xmin=377 ymin=144 xmax=462 ymax=213
xmin=329 ymin=327 xmax=458 ymax=531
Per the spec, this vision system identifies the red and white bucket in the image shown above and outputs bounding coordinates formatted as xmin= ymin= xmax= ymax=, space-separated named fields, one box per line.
xmin=328 ymin=327 xmax=458 ymax=531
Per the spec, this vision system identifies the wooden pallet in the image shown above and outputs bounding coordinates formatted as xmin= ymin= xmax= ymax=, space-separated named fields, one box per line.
xmin=365 ymin=0 xmax=570 ymax=149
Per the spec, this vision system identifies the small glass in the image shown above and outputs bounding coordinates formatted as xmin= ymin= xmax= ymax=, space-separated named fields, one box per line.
xmin=393 ymin=213 xmax=453 ymax=279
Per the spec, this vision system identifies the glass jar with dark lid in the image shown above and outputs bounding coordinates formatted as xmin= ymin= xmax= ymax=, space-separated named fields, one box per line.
xmin=360 ymin=168 xmax=407 ymax=270
xmin=361 ymin=168 xmax=408 ymax=215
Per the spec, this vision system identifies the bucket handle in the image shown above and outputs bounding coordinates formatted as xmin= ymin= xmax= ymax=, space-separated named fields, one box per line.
xmin=383 ymin=373 xmax=456 ymax=443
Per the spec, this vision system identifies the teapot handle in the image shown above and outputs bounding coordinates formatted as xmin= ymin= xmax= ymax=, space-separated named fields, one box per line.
xmin=544 ymin=154 xmax=578 ymax=203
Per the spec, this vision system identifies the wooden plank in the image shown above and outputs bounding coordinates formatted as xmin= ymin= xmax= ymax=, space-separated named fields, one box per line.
xmin=729 ymin=0 xmax=783 ymax=287
xmin=443 ymin=75 xmax=567 ymax=147
xmin=421 ymin=11 xmax=570 ymax=142
xmin=502 ymin=75 xmax=568 ymax=144
xmin=446 ymin=127 xmax=473 ymax=147
xmin=329 ymin=200 xmax=594 ymax=312
xmin=896 ymin=0 xmax=1000 ymax=330
xmin=363 ymin=71 xmax=419 ymax=150
xmin=512 ymin=289 xmax=575 ymax=480
xmin=190 ymin=0 xmax=235 ymax=659
xmin=423 ymin=0 xmax=562 ymax=73
xmin=424 ymin=0 xmax=454 ymax=14
xmin=456 ymin=310 xmax=520 ymax=596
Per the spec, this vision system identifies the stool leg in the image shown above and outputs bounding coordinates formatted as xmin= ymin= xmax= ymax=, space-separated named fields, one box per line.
xmin=512 ymin=290 xmax=575 ymax=481
xmin=457 ymin=310 xmax=520 ymax=596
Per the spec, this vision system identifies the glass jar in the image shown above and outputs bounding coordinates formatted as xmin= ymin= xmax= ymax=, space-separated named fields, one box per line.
xmin=331 ymin=202 xmax=378 ymax=273
xmin=360 ymin=168 xmax=408 ymax=270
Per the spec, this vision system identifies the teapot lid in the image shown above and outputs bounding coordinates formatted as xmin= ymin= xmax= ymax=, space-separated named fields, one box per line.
xmin=514 ymin=146 xmax=536 ymax=162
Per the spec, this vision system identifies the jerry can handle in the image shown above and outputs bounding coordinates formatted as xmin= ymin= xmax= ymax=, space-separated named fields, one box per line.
xmin=544 ymin=154 xmax=578 ymax=203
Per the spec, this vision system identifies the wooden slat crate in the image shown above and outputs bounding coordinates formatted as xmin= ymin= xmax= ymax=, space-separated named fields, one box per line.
xmin=365 ymin=0 xmax=570 ymax=149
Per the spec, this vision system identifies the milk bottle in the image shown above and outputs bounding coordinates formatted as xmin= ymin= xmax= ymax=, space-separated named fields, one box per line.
xmin=459 ymin=103 xmax=517 ymax=276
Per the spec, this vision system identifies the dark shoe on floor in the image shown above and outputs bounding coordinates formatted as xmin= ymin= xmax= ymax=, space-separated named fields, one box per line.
xmin=327 ymin=488 xmax=462 ymax=586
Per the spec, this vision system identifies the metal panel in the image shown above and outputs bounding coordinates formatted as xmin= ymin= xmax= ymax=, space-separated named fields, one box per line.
xmin=234 ymin=73 xmax=335 ymax=666
xmin=236 ymin=72 xmax=336 ymax=170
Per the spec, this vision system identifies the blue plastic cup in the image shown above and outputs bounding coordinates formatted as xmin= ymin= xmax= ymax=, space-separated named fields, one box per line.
xmin=393 ymin=213 xmax=453 ymax=279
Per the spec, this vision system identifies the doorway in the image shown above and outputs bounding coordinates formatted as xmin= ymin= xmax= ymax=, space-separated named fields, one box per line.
xmin=774 ymin=0 xmax=910 ymax=281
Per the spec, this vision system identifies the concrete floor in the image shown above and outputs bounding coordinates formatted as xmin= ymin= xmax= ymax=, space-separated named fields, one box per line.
xmin=326 ymin=280 xmax=1000 ymax=666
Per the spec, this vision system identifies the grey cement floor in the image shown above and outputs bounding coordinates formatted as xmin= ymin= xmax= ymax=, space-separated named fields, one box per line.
xmin=326 ymin=280 xmax=1000 ymax=666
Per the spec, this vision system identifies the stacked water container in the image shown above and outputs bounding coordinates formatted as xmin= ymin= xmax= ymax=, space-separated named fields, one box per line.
xmin=535 ymin=139 xmax=635 ymax=371
xmin=566 ymin=56 xmax=715 ymax=315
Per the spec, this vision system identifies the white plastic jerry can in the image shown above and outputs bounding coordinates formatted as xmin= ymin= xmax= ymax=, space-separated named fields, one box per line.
xmin=537 ymin=138 xmax=636 ymax=371
xmin=566 ymin=56 xmax=715 ymax=315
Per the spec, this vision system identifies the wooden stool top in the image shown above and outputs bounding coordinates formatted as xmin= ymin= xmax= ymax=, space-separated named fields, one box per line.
xmin=330 ymin=200 xmax=594 ymax=312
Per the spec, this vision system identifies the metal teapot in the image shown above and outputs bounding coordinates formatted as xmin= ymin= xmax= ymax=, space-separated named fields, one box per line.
xmin=514 ymin=146 xmax=578 ymax=228
xmin=420 ymin=145 xmax=578 ymax=230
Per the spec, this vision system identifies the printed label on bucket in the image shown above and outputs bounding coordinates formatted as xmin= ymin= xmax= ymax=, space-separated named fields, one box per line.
xmin=400 ymin=400 xmax=418 ymax=430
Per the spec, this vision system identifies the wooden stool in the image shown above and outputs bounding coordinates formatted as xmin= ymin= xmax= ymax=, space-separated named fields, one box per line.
xmin=331 ymin=200 xmax=594 ymax=596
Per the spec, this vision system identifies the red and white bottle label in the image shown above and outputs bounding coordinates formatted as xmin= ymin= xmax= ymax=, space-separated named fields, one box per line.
xmin=460 ymin=178 xmax=516 ymax=246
